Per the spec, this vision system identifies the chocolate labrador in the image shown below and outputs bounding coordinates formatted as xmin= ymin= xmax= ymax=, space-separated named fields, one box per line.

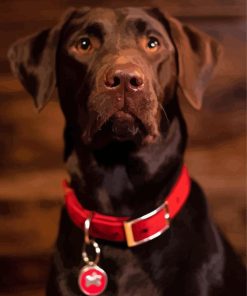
xmin=8 ymin=7 xmax=246 ymax=296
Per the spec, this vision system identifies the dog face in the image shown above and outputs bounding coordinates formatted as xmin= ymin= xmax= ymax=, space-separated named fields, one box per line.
xmin=8 ymin=7 xmax=220 ymax=148
xmin=58 ymin=8 xmax=177 ymax=146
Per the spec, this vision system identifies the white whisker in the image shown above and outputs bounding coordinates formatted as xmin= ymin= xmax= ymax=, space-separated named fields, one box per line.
xmin=158 ymin=103 xmax=170 ymax=125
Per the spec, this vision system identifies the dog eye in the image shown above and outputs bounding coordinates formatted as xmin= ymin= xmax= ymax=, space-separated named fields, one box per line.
xmin=70 ymin=36 xmax=101 ymax=57
xmin=78 ymin=37 xmax=92 ymax=51
xmin=147 ymin=37 xmax=160 ymax=51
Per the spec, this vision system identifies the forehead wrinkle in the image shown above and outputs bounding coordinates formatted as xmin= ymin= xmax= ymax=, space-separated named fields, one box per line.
xmin=69 ymin=8 xmax=117 ymax=32
xmin=127 ymin=17 xmax=167 ymax=36
xmin=119 ymin=8 xmax=168 ymax=35
xmin=69 ymin=22 xmax=105 ymax=35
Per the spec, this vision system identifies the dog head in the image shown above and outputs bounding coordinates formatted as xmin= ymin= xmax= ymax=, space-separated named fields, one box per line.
xmin=8 ymin=7 xmax=220 ymax=149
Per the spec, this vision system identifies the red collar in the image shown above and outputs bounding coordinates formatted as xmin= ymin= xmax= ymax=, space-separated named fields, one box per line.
xmin=63 ymin=165 xmax=191 ymax=247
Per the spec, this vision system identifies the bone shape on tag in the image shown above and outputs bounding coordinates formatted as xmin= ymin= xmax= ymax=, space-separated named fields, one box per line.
xmin=85 ymin=272 xmax=102 ymax=287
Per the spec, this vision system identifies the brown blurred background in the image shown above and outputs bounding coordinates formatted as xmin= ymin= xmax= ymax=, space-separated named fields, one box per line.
xmin=0 ymin=0 xmax=246 ymax=295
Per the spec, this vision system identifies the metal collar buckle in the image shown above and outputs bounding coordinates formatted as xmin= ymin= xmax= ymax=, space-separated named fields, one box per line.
xmin=123 ymin=201 xmax=170 ymax=247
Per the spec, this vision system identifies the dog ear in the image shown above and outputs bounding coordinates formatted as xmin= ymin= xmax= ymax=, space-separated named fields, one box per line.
xmin=166 ymin=16 xmax=221 ymax=109
xmin=148 ymin=8 xmax=221 ymax=109
xmin=7 ymin=8 xmax=78 ymax=111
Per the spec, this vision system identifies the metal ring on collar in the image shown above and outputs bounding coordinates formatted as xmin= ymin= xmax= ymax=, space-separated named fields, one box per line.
xmin=82 ymin=239 xmax=101 ymax=265
xmin=84 ymin=215 xmax=93 ymax=244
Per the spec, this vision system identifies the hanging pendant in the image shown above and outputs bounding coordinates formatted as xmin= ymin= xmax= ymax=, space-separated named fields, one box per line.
xmin=79 ymin=215 xmax=108 ymax=295
xmin=78 ymin=263 xmax=108 ymax=296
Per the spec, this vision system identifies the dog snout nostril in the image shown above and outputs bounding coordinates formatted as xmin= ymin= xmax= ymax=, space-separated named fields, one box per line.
xmin=112 ymin=76 xmax=121 ymax=87
xmin=129 ymin=76 xmax=143 ymax=88
xmin=105 ymin=75 xmax=121 ymax=88
xmin=104 ymin=67 xmax=144 ymax=90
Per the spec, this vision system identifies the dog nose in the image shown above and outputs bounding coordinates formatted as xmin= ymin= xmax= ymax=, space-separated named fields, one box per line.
xmin=104 ymin=67 xmax=144 ymax=90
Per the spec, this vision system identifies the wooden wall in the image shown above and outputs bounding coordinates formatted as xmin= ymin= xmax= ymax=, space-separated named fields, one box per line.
xmin=0 ymin=1 xmax=245 ymax=295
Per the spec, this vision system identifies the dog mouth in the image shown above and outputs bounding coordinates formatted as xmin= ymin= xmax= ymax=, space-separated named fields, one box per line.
xmin=110 ymin=111 xmax=143 ymax=141
xmin=100 ymin=111 xmax=147 ymax=141
xmin=84 ymin=110 xmax=148 ymax=147
xmin=81 ymin=92 xmax=160 ymax=146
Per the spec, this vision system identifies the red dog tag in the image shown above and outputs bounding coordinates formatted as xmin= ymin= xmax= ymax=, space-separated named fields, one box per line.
xmin=78 ymin=264 xmax=108 ymax=295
